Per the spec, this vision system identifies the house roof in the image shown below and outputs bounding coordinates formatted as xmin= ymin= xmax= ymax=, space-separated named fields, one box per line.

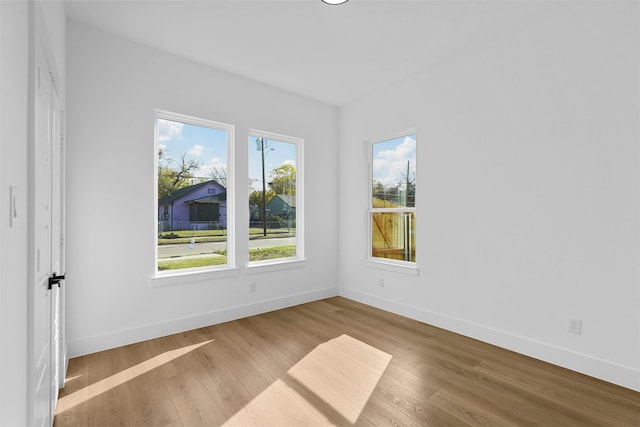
xmin=158 ymin=180 xmax=223 ymax=205
xmin=185 ymin=192 xmax=227 ymax=204
xmin=271 ymin=194 xmax=296 ymax=208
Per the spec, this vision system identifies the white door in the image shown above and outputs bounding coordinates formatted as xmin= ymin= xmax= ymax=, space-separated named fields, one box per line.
xmin=31 ymin=37 xmax=64 ymax=427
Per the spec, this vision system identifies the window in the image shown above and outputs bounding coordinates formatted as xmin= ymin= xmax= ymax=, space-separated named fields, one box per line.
xmin=155 ymin=111 xmax=234 ymax=273
xmin=369 ymin=132 xmax=416 ymax=265
xmin=249 ymin=130 xmax=303 ymax=264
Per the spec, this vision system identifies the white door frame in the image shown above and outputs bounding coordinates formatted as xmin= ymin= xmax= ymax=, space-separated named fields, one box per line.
xmin=50 ymin=77 xmax=66 ymax=391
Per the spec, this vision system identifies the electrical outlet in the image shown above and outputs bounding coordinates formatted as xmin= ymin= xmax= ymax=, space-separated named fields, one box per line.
xmin=378 ymin=278 xmax=385 ymax=287
xmin=568 ymin=318 xmax=582 ymax=334
xmin=249 ymin=282 xmax=257 ymax=293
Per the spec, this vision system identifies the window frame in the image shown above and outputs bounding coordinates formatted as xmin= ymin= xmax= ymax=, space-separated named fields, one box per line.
xmin=247 ymin=128 xmax=305 ymax=270
xmin=152 ymin=110 xmax=236 ymax=281
xmin=365 ymin=130 xmax=418 ymax=273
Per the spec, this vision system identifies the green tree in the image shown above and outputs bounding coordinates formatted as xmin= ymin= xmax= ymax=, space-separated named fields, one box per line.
xmin=158 ymin=149 xmax=201 ymax=199
xmin=372 ymin=180 xmax=386 ymax=199
xmin=268 ymin=164 xmax=296 ymax=195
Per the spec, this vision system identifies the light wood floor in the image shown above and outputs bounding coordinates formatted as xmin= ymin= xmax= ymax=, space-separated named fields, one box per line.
xmin=54 ymin=297 xmax=640 ymax=426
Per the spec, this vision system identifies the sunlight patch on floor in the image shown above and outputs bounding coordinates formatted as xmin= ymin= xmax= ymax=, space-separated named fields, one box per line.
xmin=223 ymin=379 xmax=333 ymax=426
xmin=288 ymin=334 xmax=392 ymax=423
xmin=56 ymin=339 xmax=214 ymax=412
xmin=224 ymin=334 xmax=392 ymax=425
xmin=63 ymin=374 xmax=82 ymax=383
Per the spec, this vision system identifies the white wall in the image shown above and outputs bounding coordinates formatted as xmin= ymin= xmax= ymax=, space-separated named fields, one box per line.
xmin=338 ymin=1 xmax=639 ymax=391
xmin=66 ymin=23 xmax=339 ymax=356
xmin=0 ymin=3 xmax=30 ymax=425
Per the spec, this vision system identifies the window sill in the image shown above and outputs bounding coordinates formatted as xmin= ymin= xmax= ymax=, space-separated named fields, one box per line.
xmin=247 ymin=258 xmax=308 ymax=274
xmin=361 ymin=258 xmax=419 ymax=276
xmin=150 ymin=266 xmax=240 ymax=288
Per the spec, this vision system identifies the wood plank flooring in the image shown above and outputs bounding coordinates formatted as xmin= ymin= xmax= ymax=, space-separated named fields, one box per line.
xmin=54 ymin=297 xmax=640 ymax=426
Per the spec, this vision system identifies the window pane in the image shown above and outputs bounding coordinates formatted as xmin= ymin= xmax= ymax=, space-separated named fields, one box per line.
xmin=249 ymin=135 xmax=297 ymax=262
xmin=372 ymin=135 xmax=416 ymax=208
xmin=371 ymin=211 xmax=416 ymax=263
xmin=157 ymin=117 xmax=229 ymax=271
xmin=370 ymin=133 xmax=416 ymax=264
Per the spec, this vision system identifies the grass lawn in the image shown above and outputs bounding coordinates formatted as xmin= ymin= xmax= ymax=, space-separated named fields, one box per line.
xmin=249 ymin=245 xmax=296 ymax=261
xmin=158 ymin=229 xmax=227 ymax=246
xmin=157 ymin=255 xmax=227 ymax=271
xmin=248 ymin=228 xmax=296 ymax=241
xmin=157 ymin=245 xmax=297 ymax=270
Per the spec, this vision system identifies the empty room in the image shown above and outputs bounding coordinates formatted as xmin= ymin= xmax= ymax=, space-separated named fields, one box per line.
xmin=1 ymin=0 xmax=639 ymax=426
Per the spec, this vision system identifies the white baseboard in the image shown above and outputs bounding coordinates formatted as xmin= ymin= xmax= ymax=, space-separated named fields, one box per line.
xmin=68 ymin=287 xmax=339 ymax=358
xmin=339 ymin=287 xmax=640 ymax=393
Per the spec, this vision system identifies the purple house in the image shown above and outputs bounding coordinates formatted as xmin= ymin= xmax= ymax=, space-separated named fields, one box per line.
xmin=158 ymin=180 xmax=227 ymax=231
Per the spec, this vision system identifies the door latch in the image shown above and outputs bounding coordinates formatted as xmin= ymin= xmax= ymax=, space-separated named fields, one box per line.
xmin=48 ymin=273 xmax=66 ymax=289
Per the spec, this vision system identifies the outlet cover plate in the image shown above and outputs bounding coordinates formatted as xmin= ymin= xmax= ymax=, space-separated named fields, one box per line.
xmin=569 ymin=318 xmax=582 ymax=334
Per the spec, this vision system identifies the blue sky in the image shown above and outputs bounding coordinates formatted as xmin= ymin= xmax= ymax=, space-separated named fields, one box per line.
xmin=158 ymin=118 xmax=227 ymax=183
xmin=372 ymin=134 xmax=416 ymax=187
xmin=157 ymin=119 xmax=296 ymax=192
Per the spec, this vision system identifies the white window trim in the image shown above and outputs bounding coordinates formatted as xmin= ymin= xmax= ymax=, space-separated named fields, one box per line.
xmin=365 ymin=129 xmax=417 ymax=272
xmin=248 ymin=129 xmax=305 ymax=267
xmin=150 ymin=266 xmax=241 ymax=288
xmin=361 ymin=258 xmax=419 ymax=276
xmin=247 ymin=259 xmax=308 ymax=274
xmin=153 ymin=110 xmax=235 ymax=281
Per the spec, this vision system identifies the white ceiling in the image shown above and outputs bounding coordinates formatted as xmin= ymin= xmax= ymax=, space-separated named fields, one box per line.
xmin=64 ymin=0 xmax=577 ymax=107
